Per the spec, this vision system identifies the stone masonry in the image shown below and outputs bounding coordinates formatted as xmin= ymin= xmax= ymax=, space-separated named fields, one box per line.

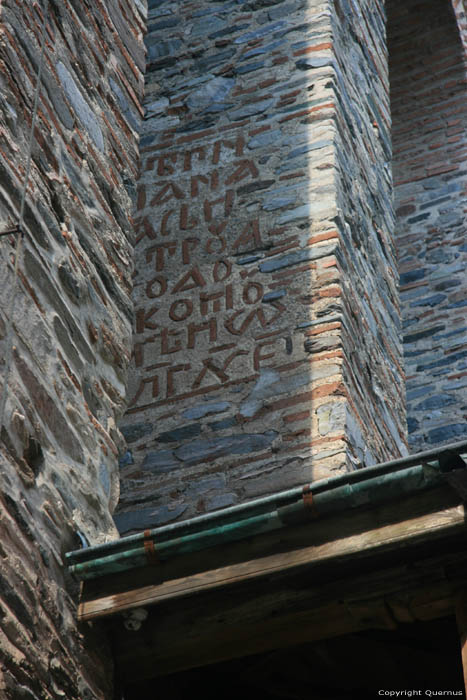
xmin=0 ymin=0 xmax=465 ymax=697
xmin=389 ymin=0 xmax=467 ymax=452
xmin=0 ymin=1 xmax=144 ymax=697
xmin=117 ymin=0 xmax=407 ymax=534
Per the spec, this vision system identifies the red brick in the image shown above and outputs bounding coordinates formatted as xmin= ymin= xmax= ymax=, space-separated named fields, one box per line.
xmin=293 ymin=42 xmax=333 ymax=56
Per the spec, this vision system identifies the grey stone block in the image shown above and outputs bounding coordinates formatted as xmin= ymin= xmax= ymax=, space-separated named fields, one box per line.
xmin=109 ymin=77 xmax=140 ymax=132
xmin=119 ymin=451 xmax=134 ymax=468
xmin=295 ymin=57 xmax=332 ymax=70
xmin=206 ymin=493 xmax=238 ymax=510
xmin=409 ymin=293 xmax=446 ymax=308
xmin=191 ymin=16 xmax=227 ymax=36
xmin=209 ymin=417 xmax=237 ymax=431
xmin=259 ymin=242 xmax=336 ymax=272
xmin=414 ymin=394 xmax=457 ymax=411
xmin=99 ymin=463 xmax=110 ymax=496
xmin=234 ymin=20 xmax=287 ymax=43
xmin=286 ymin=138 xmax=332 ymax=159
xmin=236 ymin=61 xmax=265 ymax=74
xmin=403 ymin=325 xmax=445 ymax=344
xmin=182 ymin=402 xmax=231 ymax=420
xmin=262 ymin=197 xmax=296 ymax=211
xmin=157 ymin=424 xmax=202 ymax=443
xmin=187 ymin=77 xmax=235 ymax=110
xmin=229 ymin=98 xmax=274 ymax=120
xmin=174 ymin=431 xmax=278 ymax=464
xmin=141 ymin=450 xmax=180 ymax=472
xmin=278 ymin=201 xmax=332 ymax=224
xmin=248 ymin=129 xmax=282 ymax=149
xmin=428 ymin=424 xmax=467 ymax=444
xmin=120 ymin=423 xmax=154 ymax=443
xmin=114 ymin=504 xmax=188 ymax=534
xmin=56 ymin=62 xmax=104 ymax=151
xmin=242 ymin=39 xmax=285 ymax=58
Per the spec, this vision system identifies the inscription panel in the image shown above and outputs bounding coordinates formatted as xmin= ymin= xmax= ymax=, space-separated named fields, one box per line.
xmin=129 ymin=138 xmax=293 ymax=412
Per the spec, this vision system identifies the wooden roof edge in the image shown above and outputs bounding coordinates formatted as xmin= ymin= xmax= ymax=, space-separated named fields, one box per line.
xmin=78 ymin=483 xmax=467 ymax=622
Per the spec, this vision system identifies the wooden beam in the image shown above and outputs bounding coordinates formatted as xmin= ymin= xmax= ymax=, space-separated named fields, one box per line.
xmin=110 ymin=549 xmax=467 ymax=681
xmin=80 ymin=488 xmax=465 ymax=621
xmin=75 ymin=486 xmax=467 ymax=682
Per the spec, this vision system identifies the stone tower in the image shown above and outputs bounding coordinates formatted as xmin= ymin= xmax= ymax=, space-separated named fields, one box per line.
xmin=117 ymin=0 xmax=409 ymax=533
xmin=0 ymin=0 xmax=466 ymax=697
xmin=0 ymin=1 xmax=144 ymax=696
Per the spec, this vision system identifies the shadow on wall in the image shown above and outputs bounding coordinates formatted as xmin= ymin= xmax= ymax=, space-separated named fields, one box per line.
xmin=389 ymin=0 xmax=467 ymax=452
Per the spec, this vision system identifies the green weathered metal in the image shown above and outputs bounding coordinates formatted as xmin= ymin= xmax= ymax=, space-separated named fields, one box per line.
xmin=67 ymin=439 xmax=467 ymax=569
xmin=66 ymin=441 xmax=467 ymax=581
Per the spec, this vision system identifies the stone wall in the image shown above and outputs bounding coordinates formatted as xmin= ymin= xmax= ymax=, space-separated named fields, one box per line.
xmin=116 ymin=0 xmax=407 ymax=535
xmin=331 ymin=0 xmax=406 ymax=468
xmin=0 ymin=0 xmax=144 ymax=697
xmin=389 ymin=0 xmax=467 ymax=452
xmin=451 ymin=0 xmax=467 ymax=57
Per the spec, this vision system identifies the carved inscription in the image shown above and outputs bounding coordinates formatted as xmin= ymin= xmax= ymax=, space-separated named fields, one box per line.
xmin=130 ymin=135 xmax=289 ymax=409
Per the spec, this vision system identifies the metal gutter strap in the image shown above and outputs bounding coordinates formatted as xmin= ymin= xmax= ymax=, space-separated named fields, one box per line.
xmin=302 ymin=484 xmax=317 ymax=515
xmin=67 ymin=443 xmax=467 ymax=581
xmin=70 ymin=510 xmax=286 ymax=579
xmin=66 ymin=439 xmax=467 ymax=568
xmin=143 ymin=530 xmax=159 ymax=565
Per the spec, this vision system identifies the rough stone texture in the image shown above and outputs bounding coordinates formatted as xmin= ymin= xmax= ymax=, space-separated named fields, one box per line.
xmin=0 ymin=0 xmax=144 ymax=697
xmin=117 ymin=0 xmax=407 ymax=534
xmin=331 ymin=0 xmax=406 ymax=467
xmin=389 ymin=0 xmax=467 ymax=452
xmin=451 ymin=0 xmax=467 ymax=58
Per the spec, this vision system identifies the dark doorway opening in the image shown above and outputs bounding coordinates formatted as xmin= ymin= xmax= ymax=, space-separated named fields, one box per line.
xmin=122 ymin=616 xmax=464 ymax=699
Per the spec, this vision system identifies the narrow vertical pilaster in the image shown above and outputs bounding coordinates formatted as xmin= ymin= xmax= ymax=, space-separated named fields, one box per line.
xmin=117 ymin=0 xmax=407 ymax=534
